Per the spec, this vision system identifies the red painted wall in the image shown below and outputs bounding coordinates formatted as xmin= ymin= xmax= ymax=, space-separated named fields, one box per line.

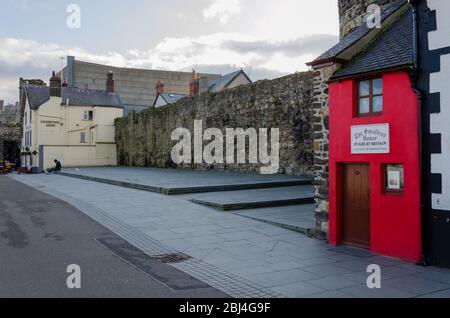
xmin=328 ymin=72 xmax=422 ymax=262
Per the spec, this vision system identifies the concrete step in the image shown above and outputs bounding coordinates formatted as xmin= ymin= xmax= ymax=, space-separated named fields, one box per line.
xmin=58 ymin=169 xmax=313 ymax=195
xmin=184 ymin=185 xmax=314 ymax=211
xmin=232 ymin=204 xmax=315 ymax=235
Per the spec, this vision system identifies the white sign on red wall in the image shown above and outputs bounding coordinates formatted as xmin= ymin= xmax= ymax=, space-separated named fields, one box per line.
xmin=351 ymin=123 xmax=390 ymax=154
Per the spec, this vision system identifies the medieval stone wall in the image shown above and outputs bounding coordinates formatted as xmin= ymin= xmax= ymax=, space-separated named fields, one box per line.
xmin=0 ymin=125 xmax=21 ymax=142
xmin=115 ymin=72 xmax=316 ymax=177
xmin=338 ymin=0 xmax=398 ymax=38
xmin=0 ymin=125 xmax=21 ymax=160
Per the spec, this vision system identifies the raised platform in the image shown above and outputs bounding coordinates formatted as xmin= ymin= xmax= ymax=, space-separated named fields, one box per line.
xmin=58 ymin=167 xmax=313 ymax=195
xmin=181 ymin=185 xmax=314 ymax=211
xmin=57 ymin=167 xmax=315 ymax=234
xmin=232 ymin=204 xmax=315 ymax=234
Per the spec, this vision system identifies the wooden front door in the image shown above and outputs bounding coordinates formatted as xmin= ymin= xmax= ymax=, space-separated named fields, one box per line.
xmin=341 ymin=164 xmax=370 ymax=248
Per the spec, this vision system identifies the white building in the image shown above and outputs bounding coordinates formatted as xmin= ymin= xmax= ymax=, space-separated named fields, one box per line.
xmin=21 ymin=71 xmax=124 ymax=172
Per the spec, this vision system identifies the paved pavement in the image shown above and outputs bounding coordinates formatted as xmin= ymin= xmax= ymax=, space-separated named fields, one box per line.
xmin=9 ymin=173 xmax=450 ymax=298
xmin=0 ymin=176 xmax=227 ymax=298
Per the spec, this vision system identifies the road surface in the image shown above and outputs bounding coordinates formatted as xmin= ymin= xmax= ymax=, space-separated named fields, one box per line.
xmin=0 ymin=176 xmax=227 ymax=298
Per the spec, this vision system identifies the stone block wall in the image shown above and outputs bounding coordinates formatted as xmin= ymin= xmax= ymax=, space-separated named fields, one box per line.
xmin=312 ymin=65 xmax=340 ymax=240
xmin=115 ymin=72 xmax=316 ymax=177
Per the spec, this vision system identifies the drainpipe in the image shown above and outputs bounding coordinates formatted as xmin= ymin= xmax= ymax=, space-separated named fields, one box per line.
xmin=408 ymin=0 xmax=429 ymax=266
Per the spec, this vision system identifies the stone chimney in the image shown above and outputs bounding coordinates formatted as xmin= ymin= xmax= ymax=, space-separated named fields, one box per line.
xmin=156 ymin=81 xmax=165 ymax=95
xmin=338 ymin=0 xmax=397 ymax=38
xmin=189 ymin=70 xmax=199 ymax=97
xmin=106 ymin=71 xmax=115 ymax=93
xmin=49 ymin=71 xmax=62 ymax=97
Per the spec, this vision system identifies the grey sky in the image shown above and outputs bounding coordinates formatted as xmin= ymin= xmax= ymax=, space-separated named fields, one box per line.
xmin=0 ymin=0 xmax=339 ymax=103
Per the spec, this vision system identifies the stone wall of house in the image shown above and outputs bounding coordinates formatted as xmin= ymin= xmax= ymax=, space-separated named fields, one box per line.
xmin=312 ymin=65 xmax=340 ymax=240
xmin=116 ymin=72 xmax=316 ymax=177
xmin=338 ymin=0 xmax=398 ymax=38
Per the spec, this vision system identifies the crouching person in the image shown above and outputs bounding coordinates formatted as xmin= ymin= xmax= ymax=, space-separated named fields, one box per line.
xmin=45 ymin=159 xmax=62 ymax=174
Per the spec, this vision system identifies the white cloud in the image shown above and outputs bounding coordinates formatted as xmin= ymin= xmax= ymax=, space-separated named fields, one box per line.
xmin=0 ymin=30 xmax=337 ymax=103
xmin=203 ymin=0 xmax=241 ymax=24
xmin=0 ymin=38 xmax=129 ymax=70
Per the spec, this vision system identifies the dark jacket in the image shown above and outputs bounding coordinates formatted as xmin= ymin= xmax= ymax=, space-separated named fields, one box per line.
xmin=55 ymin=161 xmax=62 ymax=172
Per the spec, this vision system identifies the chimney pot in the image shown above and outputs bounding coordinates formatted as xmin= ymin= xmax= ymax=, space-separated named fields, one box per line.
xmin=156 ymin=80 xmax=165 ymax=95
xmin=106 ymin=71 xmax=115 ymax=93
xmin=49 ymin=71 xmax=62 ymax=97
xmin=189 ymin=70 xmax=199 ymax=97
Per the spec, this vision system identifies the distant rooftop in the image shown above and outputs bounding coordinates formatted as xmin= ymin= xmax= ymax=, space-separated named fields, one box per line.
xmin=25 ymin=85 xmax=123 ymax=110
xmin=208 ymin=70 xmax=252 ymax=92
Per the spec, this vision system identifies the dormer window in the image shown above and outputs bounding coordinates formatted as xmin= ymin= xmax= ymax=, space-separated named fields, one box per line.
xmin=357 ymin=78 xmax=383 ymax=116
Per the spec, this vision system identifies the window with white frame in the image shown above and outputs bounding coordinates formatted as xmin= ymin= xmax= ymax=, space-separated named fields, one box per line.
xmin=80 ymin=132 xmax=86 ymax=143
xmin=83 ymin=110 xmax=93 ymax=121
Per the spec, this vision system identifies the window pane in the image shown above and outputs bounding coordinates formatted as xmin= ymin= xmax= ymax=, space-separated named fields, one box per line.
xmin=373 ymin=78 xmax=383 ymax=95
xmin=359 ymin=80 xmax=370 ymax=96
xmin=373 ymin=96 xmax=383 ymax=113
xmin=359 ymin=97 xmax=370 ymax=114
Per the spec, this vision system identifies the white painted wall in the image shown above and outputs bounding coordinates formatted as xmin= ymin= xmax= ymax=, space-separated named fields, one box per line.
xmin=154 ymin=95 xmax=168 ymax=108
xmin=21 ymin=92 xmax=123 ymax=170
xmin=227 ymin=73 xmax=252 ymax=89
xmin=428 ymin=0 xmax=450 ymax=50
xmin=428 ymin=0 xmax=450 ymax=210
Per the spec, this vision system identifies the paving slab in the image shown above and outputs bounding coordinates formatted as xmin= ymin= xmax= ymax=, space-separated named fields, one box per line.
xmin=59 ymin=167 xmax=312 ymax=195
xmin=383 ymin=276 xmax=450 ymax=295
xmin=182 ymin=185 xmax=314 ymax=211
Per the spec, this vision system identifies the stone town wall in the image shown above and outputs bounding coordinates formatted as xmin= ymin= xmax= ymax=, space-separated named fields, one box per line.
xmin=0 ymin=125 xmax=21 ymax=142
xmin=115 ymin=72 xmax=316 ymax=177
xmin=0 ymin=125 xmax=21 ymax=160
xmin=338 ymin=0 xmax=398 ymax=38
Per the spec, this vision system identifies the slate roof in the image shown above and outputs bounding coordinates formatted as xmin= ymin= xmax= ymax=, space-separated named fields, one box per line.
xmin=123 ymin=105 xmax=148 ymax=116
xmin=25 ymin=85 xmax=123 ymax=110
xmin=307 ymin=0 xmax=407 ymax=66
xmin=331 ymin=8 xmax=413 ymax=80
xmin=208 ymin=70 xmax=251 ymax=92
xmin=160 ymin=93 xmax=187 ymax=104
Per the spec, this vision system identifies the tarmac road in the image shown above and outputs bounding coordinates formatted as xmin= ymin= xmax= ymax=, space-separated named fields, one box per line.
xmin=0 ymin=176 xmax=227 ymax=298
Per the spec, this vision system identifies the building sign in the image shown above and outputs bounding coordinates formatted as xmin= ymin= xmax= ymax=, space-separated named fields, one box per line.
xmin=351 ymin=123 xmax=390 ymax=154
xmin=40 ymin=120 xmax=60 ymax=127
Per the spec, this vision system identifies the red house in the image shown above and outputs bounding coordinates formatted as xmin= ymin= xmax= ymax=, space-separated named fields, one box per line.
xmin=308 ymin=2 xmax=422 ymax=262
